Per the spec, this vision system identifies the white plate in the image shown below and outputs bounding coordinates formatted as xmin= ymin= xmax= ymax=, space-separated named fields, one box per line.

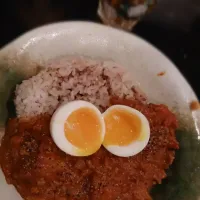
xmin=0 ymin=21 xmax=199 ymax=200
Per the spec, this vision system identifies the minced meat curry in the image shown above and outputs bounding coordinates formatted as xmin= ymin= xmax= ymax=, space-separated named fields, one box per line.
xmin=0 ymin=98 xmax=179 ymax=200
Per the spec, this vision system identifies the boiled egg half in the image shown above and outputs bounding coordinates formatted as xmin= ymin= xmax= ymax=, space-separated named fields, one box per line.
xmin=50 ymin=100 xmax=105 ymax=156
xmin=103 ymin=105 xmax=150 ymax=157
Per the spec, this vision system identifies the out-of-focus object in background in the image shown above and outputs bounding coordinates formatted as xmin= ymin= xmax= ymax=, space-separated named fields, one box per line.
xmin=98 ymin=0 xmax=156 ymax=30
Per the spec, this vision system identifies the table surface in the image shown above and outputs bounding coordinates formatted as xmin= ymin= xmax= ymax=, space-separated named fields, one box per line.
xmin=0 ymin=0 xmax=199 ymax=98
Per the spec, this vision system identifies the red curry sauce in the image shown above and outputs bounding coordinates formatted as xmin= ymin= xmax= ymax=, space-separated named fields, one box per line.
xmin=0 ymin=98 xmax=179 ymax=200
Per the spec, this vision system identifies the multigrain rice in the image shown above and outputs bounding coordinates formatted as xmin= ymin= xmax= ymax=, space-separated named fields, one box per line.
xmin=15 ymin=57 xmax=143 ymax=116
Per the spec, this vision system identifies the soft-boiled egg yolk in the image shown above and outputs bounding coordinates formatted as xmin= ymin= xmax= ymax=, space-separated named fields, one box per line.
xmin=64 ymin=107 xmax=102 ymax=154
xmin=103 ymin=105 xmax=150 ymax=157
xmin=50 ymin=101 xmax=105 ymax=156
xmin=103 ymin=109 xmax=142 ymax=146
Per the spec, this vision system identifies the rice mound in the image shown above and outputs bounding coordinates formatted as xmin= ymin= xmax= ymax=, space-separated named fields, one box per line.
xmin=15 ymin=58 xmax=139 ymax=117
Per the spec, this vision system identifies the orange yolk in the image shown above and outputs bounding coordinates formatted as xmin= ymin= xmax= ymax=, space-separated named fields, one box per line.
xmin=103 ymin=109 xmax=142 ymax=146
xmin=64 ymin=107 xmax=102 ymax=154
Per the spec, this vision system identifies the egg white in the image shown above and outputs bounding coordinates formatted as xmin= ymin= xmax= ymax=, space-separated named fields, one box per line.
xmin=50 ymin=100 xmax=105 ymax=156
xmin=103 ymin=105 xmax=150 ymax=157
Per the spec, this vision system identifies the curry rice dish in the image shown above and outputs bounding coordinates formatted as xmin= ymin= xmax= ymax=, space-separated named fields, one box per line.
xmin=0 ymin=58 xmax=179 ymax=200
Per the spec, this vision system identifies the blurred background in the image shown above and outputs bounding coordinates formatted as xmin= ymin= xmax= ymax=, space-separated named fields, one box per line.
xmin=0 ymin=0 xmax=200 ymax=96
